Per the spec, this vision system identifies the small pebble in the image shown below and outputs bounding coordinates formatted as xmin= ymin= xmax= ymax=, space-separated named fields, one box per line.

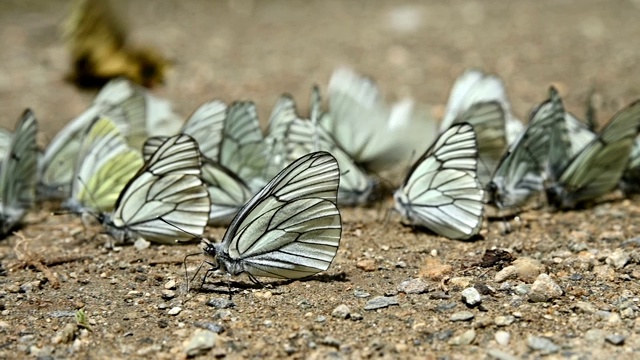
xmin=321 ymin=336 xmax=341 ymax=348
xmin=207 ymin=298 xmax=236 ymax=309
xmin=316 ymin=315 xmax=326 ymax=323
xmin=436 ymin=302 xmax=457 ymax=312
xmin=573 ymin=301 xmax=596 ymax=314
xmin=350 ymin=313 xmax=363 ymax=321
xmin=527 ymin=336 xmax=560 ymax=354
xmin=356 ymin=259 xmax=376 ymax=271
xmin=353 ymin=290 xmax=371 ymax=298
xmin=584 ymin=329 xmax=605 ymax=344
xmin=51 ymin=323 xmax=77 ymax=344
xmin=494 ymin=266 xmax=518 ymax=282
xmin=605 ymin=334 xmax=626 ymax=345
xmin=461 ymin=287 xmax=482 ymax=306
xmin=494 ymin=331 xmax=510 ymax=346
xmin=164 ymin=280 xmax=176 ymax=290
xmin=494 ymin=315 xmax=515 ymax=326
xmin=450 ymin=311 xmax=474 ymax=322
xmin=593 ymin=265 xmax=616 ymax=281
xmin=529 ymin=274 xmax=562 ymax=302
xmin=167 ymin=307 xmax=182 ymax=316
xmin=449 ymin=277 xmax=472 ymax=289
xmin=606 ymin=249 xmax=630 ymax=269
xmin=487 ymin=349 xmax=518 ymax=360
xmin=514 ymin=284 xmax=531 ymax=295
xmin=183 ymin=329 xmax=217 ymax=357
xmin=397 ymin=278 xmax=428 ymax=294
xmin=161 ymin=290 xmax=176 ymax=300
xmin=331 ymin=304 xmax=350 ymax=319
xmin=447 ymin=329 xmax=476 ymax=346
xmin=194 ymin=322 xmax=225 ymax=334
xmin=364 ymin=296 xmax=398 ymax=310
xmin=512 ymin=257 xmax=545 ymax=283
xmin=133 ymin=238 xmax=151 ymax=250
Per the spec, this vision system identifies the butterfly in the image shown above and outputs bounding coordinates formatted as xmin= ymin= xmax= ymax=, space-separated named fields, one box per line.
xmin=440 ymin=70 xmax=524 ymax=185
xmin=144 ymin=100 xmax=267 ymax=225
xmin=322 ymin=67 xmax=437 ymax=173
xmin=63 ymin=116 xmax=143 ymax=214
xmin=199 ymin=151 xmax=342 ymax=281
xmin=0 ymin=110 xmax=39 ymax=236
xmin=102 ymin=134 xmax=210 ymax=244
xmin=280 ymin=87 xmax=376 ymax=205
xmin=63 ymin=0 xmax=170 ymax=88
xmin=620 ymin=136 xmax=640 ymax=194
xmin=486 ymin=87 xmax=566 ymax=210
xmin=546 ymin=99 xmax=640 ymax=209
xmin=0 ymin=128 xmax=12 ymax=165
xmin=394 ymin=123 xmax=484 ymax=240
xmin=38 ymin=78 xmax=180 ymax=200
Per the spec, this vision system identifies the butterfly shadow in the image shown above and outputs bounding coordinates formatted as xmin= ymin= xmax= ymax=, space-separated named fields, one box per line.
xmin=195 ymin=271 xmax=349 ymax=295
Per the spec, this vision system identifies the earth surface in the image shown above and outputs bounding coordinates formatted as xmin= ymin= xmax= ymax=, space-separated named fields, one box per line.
xmin=1 ymin=0 xmax=640 ymax=359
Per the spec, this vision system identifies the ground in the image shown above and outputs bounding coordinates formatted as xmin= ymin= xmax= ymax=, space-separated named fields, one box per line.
xmin=1 ymin=0 xmax=640 ymax=359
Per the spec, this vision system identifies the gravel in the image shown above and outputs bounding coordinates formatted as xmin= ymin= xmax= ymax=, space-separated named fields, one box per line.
xmin=527 ymin=336 xmax=560 ymax=354
xmin=397 ymin=278 xmax=429 ymax=294
xmin=450 ymin=311 xmax=475 ymax=322
xmin=331 ymin=304 xmax=350 ymax=319
xmin=461 ymin=287 xmax=482 ymax=306
xmin=206 ymin=298 xmax=236 ymax=309
xmin=529 ymin=274 xmax=563 ymax=302
xmin=364 ymin=296 xmax=399 ymax=310
xmin=183 ymin=329 xmax=218 ymax=357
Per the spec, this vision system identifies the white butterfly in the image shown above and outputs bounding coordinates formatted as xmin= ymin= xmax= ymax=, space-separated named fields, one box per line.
xmin=322 ymin=67 xmax=437 ymax=173
xmin=103 ymin=134 xmax=210 ymax=244
xmin=487 ymin=87 xmax=566 ymax=210
xmin=0 ymin=128 xmax=12 ymax=165
xmin=546 ymin=99 xmax=640 ymax=209
xmin=200 ymin=151 xmax=342 ymax=281
xmin=394 ymin=123 xmax=484 ymax=240
xmin=38 ymin=78 xmax=180 ymax=200
xmin=63 ymin=116 xmax=143 ymax=214
xmin=0 ymin=110 xmax=38 ymax=236
xmin=441 ymin=69 xmax=523 ymax=144
xmin=620 ymin=136 xmax=640 ymax=194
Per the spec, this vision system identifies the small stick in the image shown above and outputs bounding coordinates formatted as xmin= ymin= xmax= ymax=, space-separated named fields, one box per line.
xmin=11 ymin=232 xmax=61 ymax=289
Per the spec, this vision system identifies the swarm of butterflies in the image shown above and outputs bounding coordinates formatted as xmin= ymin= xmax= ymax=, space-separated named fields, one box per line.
xmin=2 ymin=67 xmax=640 ymax=282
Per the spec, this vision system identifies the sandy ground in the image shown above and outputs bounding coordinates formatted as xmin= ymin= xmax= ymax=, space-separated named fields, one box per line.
xmin=1 ymin=0 xmax=640 ymax=358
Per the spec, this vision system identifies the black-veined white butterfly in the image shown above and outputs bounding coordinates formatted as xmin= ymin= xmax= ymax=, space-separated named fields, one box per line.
xmin=38 ymin=78 xmax=180 ymax=200
xmin=322 ymin=67 xmax=436 ymax=173
xmin=545 ymin=99 xmax=640 ymax=209
xmin=394 ymin=123 xmax=484 ymax=240
xmin=200 ymin=151 xmax=342 ymax=281
xmin=0 ymin=128 xmax=12 ymax=165
xmin=486 ymin=87 xmax=566 ymax=210
xmin=0 ymin=110 xmax=38 ymax=236
xmin=63 ymin=116 xmax=143 ymax=214
xmin=620 ymin=137 xmax=640 ymax=194
xmin=102 ymin=134 xmax=210 ymax=244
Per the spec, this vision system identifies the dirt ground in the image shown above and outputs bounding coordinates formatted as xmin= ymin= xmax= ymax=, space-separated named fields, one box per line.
xmin=2 ymin=0 xmax=640 ymax=359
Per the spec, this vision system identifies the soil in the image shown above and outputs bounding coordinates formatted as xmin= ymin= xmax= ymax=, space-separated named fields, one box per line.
xmin=1 ymin=0 xmax=640 ymax=359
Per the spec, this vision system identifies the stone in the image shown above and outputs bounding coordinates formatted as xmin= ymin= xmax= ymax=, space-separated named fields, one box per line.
xmin=450 ymin=311 xmax=474 ymax=322
xmin=593 ymin=265 xmax=615 ymax=281
xmin=167 ymin=307 xmax=182 ymax=316
xmin=461 ymin=287 xmax=482 ymax=306
xmin=526 ymin=336 xmax=560 ymax=354
xmin=353 ymin=290 xmax=370 ymax=298
xmin=494 ymin=331 xmax=510 ymax=346
xmin=606 ymin=249 xmax=630 ymax=269
xmin=164 ymin=280 xmax=176 ymax=290
xmin=487 ymin=349 xmax=518 ymax=360
xmin=133 ymin=238 xmax=151 ymax=250
xmin=356 ymin=259 xmax=376 ymax=271
xmin=605 ymin=334 xmax=625 ymax=345
xmin=494 ymin=315 xmax=515 ymax=326
xmin=183 ymin=329 xmax=217 ymax=357
xmin=512 ymin=257 xmax=545 ymax=283
xmin=447 ymin=329 xmax=476 ymax=346
xmin=529 ymin=274 xmax=562 ymax=302
xmin=418 ymin=258 xmax=453 ymax=280
xmin=449 ymin=277 xmax=473 ymax=289
xmin=397 ymin=278 xmax=428 ymax=294
xmin=331 ymin=304 xmax=350 ymax=319
xmin=494 ymin=266 xmax=518 ymax=282
xmin=364 ymin=296 xmax=398 ymax=310
xmin=207 ymin=298 xmax=235 ymax=309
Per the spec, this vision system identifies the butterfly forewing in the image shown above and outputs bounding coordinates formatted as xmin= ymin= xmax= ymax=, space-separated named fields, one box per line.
xmin=181 ymin=100 xmax=227 ymax=160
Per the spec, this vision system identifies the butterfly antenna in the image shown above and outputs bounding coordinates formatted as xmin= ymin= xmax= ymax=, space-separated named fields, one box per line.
xmin=156 ymin=217 xmax=204 ymax=241
xmin=183 ymin=251 xmax=205 ymax=293
xmin=585 ymin=86 xmax=598 ymax=131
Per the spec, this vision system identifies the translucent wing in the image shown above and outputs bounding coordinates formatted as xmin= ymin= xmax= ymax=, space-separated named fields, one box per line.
xmin=394 ymin=123 xmax=484 ymax=240
xmin=285 ymin=117 xmax=375 ymax=205
xmin=180 ymin=100 xmax=227 ymax=160
xmin=564 ymin=112 xmax=597 ymax=156
xmin=201 ymin=159 xmax=253 ymax=226
xmin=546 ymin=100 xmax=640 ymax=209
xmin=0 ymin=110 xmax=38 ymax=235
xmin=64 ymin=116 xmax=143 ymax=213
xmin=487 ymin=87 xmax=566 ymax=209
xmin=205 ymin=152 xmax=341 ymax=279
xmin=447 ymin=101 xmax=506 ymax=186
xmin=620 ymin=136 xmax=640 ymax=194
xmin=441 ymin=69 xmax=523 ymax=144
xmin=326 ymin=67 xmax=437 ymax=172
xmin=263 ymin=95 xmax=300 ymax=179
xmin=0 ymin=128 xmax=13 ymax=165
xmin=105 ymin=134 xmax=210 ymax=244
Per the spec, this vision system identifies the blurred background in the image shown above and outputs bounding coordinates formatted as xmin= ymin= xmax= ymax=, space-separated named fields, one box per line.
xmin=1 ymin=0 xmax=640 ymax=140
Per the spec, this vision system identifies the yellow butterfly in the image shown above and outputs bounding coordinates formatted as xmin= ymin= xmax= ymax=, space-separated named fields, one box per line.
xmin=63 ymin=0 xmax=170 ymax=88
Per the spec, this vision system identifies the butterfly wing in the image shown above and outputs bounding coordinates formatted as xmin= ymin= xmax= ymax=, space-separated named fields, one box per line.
xmin=487 ymin=87 xmax=566 ymax=209
xmin=107 ymin=134 xmax=210 ymax=244
xmin=180 ymin=100 xmax=227 ymax=160
xmin=547 ymin=100 xmax=640 ymax=208
xmin=0 ymin=128 xmax=13 ymax=165
xmin=202 ymin=159 xmax=253 ymax=226
xmin=212 ymin=152 xmax=341 ymax=279
xmin=66 ymin=116 xmax=143 ymax=213
xmin=0 ymin=110 xmax=39 ymax=235
xmin=620 ymin=136 xmax=640 ymax=194
xmin=394 ymin=123 xmax=484 ymax=240
xmin=285 ymin=117 xmax=375 ymax=205
xmin=263 ymin=95 xmax=300 ymax=179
